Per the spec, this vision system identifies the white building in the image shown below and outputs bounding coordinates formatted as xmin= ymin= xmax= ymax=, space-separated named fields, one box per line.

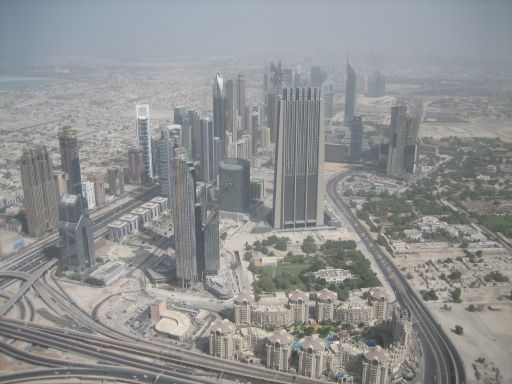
xmin=135 ymin=104 xmax=153 ymax=179
xmin=81 ymin=181 xmax=96 ymax=209
xmin=312 ymin=268 xmax=352 ymax=284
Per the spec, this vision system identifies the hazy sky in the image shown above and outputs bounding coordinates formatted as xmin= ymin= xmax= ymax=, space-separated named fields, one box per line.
xmin=1 ymin=0 xmax=511 ymax=63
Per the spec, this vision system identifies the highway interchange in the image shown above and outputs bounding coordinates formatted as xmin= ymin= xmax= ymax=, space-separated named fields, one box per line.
xmin=0 ymin=173 xmax=467 ymax=383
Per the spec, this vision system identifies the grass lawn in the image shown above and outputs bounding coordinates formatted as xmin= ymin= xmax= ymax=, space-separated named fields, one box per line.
xmin=261 ymin=262 xmax=311 ymax=291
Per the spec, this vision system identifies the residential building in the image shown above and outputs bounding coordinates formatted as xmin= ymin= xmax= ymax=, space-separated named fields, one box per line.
xmin=361 ymin=346 xmax=389 ymax=384
xmin=315 ymin=289 xmax=337 ymax=323
xmin=266 ymin=330 xmax=294 ymax=372
xmin=387 ymin=105 xmax=408 ymax=178
xmin=344 ymin=61 xmax=357 ymax=124
xmin=128 ymin=147 xmax=146 ymax=185
xmin=81 ymin=181 xmax=96 ymax=210
xmin=298 ymin=335 xmax=326 ymax=379
xmin=234 ymin=292 xmax=255 ymax=325
xmin=288 ymin=289 xmax=310 ymax=324
xmin=213 ymin=74 xmax=226 ymax=156
xmin=90 ymin=173 xmax=106 ymax=207
xmin=107 ymin=166 xmax=124 ymax=196
xmin=350 ymin=115 xmax=363 ymax=162
xmin=209 ymin=319 xmax=236 ymax=360
xmin=53 ymin=171 xmax=67 ymax=201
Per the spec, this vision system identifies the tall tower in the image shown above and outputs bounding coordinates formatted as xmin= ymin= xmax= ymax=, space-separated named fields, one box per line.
xmin=199 ymin=118 xmax=215 ymax=184
xmin=157 ymin=126 xmax=178 ymax=200
xmin=58 ymin=194 xmax=95 ymax=272
xmin=174 ymin=106 xmax=191 ymax=157
xmin=350 ymin=115 xmax=364 ymax=162
xmin=387 ymin=105 xmax=408 ymax=177
xmin=58 ymin=126 xmax=82 ymax=195
xmin=273 ymin=87 xmax=325 ymax=229
xmin=213 ymin=74 xmax=226 ymax=157
xmin=135 ymin=104 xmax=153 ymax=179
xmin=344 ymin=61 xmax=357 ymax=124
xmin=20 ymin=146 xmax=58 ymax=237
xmin=219 ymin=158 xmax=250 ymax=213
xmin=236 ymin=73 xmax=246 ymax=130
xmin=225 ymin=78 xmax=238 ymax=143
xmin=172 ymin=150 xmax=197 ymax=287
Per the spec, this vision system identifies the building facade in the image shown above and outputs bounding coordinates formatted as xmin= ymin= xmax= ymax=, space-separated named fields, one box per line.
xmin=58 ymin=126 xmax=82 ymax=195
xmin=20 ymin=146 xmax=58 ymax=237
xmin=219 ymin=158 xmax=250 ymax=212
xmin=266 ymin=330 xmax=294 ymax=372
xmin=344 ymin=62 xmax=357 ymax=124
xmin=135 ymin=104 xmax=153 ymax=179
xmin=273 ymin=87 xmax=325 ymax=229
xmin=350 ymin=115 xmax=363 ymax=162
xmin=209 ymin=319 xmax=236 ymax=360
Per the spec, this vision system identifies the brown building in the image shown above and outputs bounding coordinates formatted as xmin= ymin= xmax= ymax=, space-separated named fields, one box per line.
xmin=20 ymin=146 xmax=58 ymax=237
xmin=107 ymin=166 xmax=124 ymax=196
xmin=128 ymin=147 xmax=146 ymax=185
xmin=90 ymin=173 xmax=106 ymax=207
xmin=53 ymin=171 xmax=68 ymax=201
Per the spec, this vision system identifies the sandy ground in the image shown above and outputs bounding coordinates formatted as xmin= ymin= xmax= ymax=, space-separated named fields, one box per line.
xmin=0 ymin=230 xmax=36 ymax=257
xmin=419 ymin=118 xmax=512 ymax=142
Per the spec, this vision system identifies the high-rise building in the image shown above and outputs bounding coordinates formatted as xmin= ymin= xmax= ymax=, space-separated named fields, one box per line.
xmin=195 ymin=205 xmax=220 ymax=277
xmin=107 ymin=166 xmax=124 ymax=196
xmin=157 ymin=127 xmax=178 ymax=200
xmin=236 ymin=73 xmax=246 ymax=129
xmin=273 ymin=87 xmax=325 ymax=229
xmin=266 ymin=91 xmax=279 ymax=143
xmin=188 ymin=110 xmax=202 ymax=162
xmin=209 ymin=319 xmax=236 ymax=360
xmin=361 ymin=346 xmax=389 ymax=384
xmin=58 ymin=194 xmax=95 ymax=272
xmin=219 ymin=158 xmax=250 ymax=213
xmin=387 ymin=105 xmax=408 ymax=178
xmin=367 ymin=71 xmax=386 ymax=98
xmin=323 ymin=85 xmax=334 ymax=124
xmin=233 ymin=292 xmax=255 ymax=325
xmin=53 ymin=171 xmax=67 ymax=202
xmin=199 ymin=118 xmax=215 ymax=184
xmin=266 ymin=330 xmax=294 ymax=372
xmin=174 ymin=106 xmax=191 ymax=157
xmin=350 ymin=115 xmax=364 ymax=162
xmin=298 ymin=335 xmax=326 ymax=379
xmin=315 ymin=289 xmax=337 ymax=322
xmin=135 ymin=104 xmax=153 ymax=179
xmin=172 ymin=151 xmax=197 ymax=287
xmin=288 ymin=289 xmax=310 ymax=324
xmin=310 ymin=66 xmax=327 ymax=88
xmin=213 ymin=74 xmax=226 ymax=156
xmin=128 ymin=147 xmax=146 ymax=185
xmin=20 ymin=146 xmax=58 ymax=237
xmin=58 ymin=126 xmax=82 ymax=195
xmin=344 ymin=62 xmax=357 ymax=124
xmin=89 ymin=173 xmax=106 ymax=207
xmin=151 ymin=137 xmax=160 ymax=178
xmin=250 ymin=111 xmax=259 ymax=155
xmin=259 ymin=126 xmax=271 ymax=148
xmin=225 ymin=78 xmax=238 ymax=143
xmin=81 ymin=181 xmax=96 ymax=210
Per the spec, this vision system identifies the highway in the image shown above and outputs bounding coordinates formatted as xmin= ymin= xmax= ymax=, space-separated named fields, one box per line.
xmin=326 ymin=170 xmax=466 ymax=384
xmin=0 ymin=318 xmax=325 ymax=384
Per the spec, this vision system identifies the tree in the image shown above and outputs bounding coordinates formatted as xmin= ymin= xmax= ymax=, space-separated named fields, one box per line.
xmin=454 ymin=325 xmax=464 ymax=335
xmin=451 ymin=287 xmax=462 ymax=303
xmin=243 ymin=251 xmax=253 ymax=262
xmin=448 ymin=271 xmax=462 ymax=280
xmin=220 ymin=232 xmax=228 ymax=241
xmin=301 ymin=236 xmax=317 ymax=255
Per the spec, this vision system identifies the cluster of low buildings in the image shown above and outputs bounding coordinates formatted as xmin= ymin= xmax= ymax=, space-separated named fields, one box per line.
xmin=404 ymin=216 xmax=487 ymax=243
xmin=106 ymin=196 xmax=169 ymax=241
xmin=207 ymin=288 xmax=413 ymax=382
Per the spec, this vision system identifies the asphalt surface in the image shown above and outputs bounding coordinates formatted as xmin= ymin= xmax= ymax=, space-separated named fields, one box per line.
xmin=326 ymin=170 xmax=466 ymax=384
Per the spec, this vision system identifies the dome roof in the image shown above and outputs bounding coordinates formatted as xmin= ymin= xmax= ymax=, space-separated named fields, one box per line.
xmin=288 ymin=289 xmax=309 ymax=302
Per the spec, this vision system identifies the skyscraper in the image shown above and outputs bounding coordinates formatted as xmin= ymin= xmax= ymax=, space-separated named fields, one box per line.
xmin=199 ymin=118 xmax=215 ymax=184
xmin=128 ymin=147 xmax=146 ymax=185
xmin=174 ymin=106 xmax=191 ymax=157
xmin=323 ymin=84 xmax=334 ymax=124
xmin=195 ymin=205 xmax=220 ymax=277
xmin=107 ymin=166 xmax=124 ymax=196
xmin=213 ymin=74 xmax=226 ymax=156
xmin=172 ymin=150 xmax=197 ymax=287
xmin=58 ymin=194 xmax=95 ymax=272
xmin=219 ymin=158 xmax=250 ymax=213
xmin=251 ymin=111 xmax=259 ymax=155
xmin=387 ymin=105 xmax=408 ymax=177
xmin=350 ymin=115 xmax=364 ymax=162
xmin=188 ymin=110 xmax=202 ymax=162
xmin=20 ymin=146 xmax=58 ymax=237
xmin=367 ymin=71 xmax=386 ymax=98
xmin=58 ymin=126 xmax=82 ymax=195
xmin=273 ymin=88 xmax=325 ymax=229
xmin=53 ymin=171 xmax=68 ymax=202
xmin=81 ymin=181 xmax=96 ymax=210
xmin=157 ymin=127 xmax=177 ymax=200
xmin=225 ymin=78 xmax=238 ymax=143
xmin=344 ymin=61 xmax=357 ymax=124
xmin=236 ymin=73 xmax=246 ymax=129
xmin=310 ymin=66 xmax=327 ymax=88
xmin=135 ymin=104 xmax=153 ymax=179
xmin=90 ymin=173 xmax=106 ymax=207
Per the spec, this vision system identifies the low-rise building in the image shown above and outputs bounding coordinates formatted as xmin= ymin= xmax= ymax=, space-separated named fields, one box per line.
xmin=130 ymin=207 xmax=151 ymax=227
xmin=252 ymin=305 xmax=292 ymax=327
xmin=311 ymin=268 xmax=352 ymax=284
xmin=119 ymin=213 xmax=139 ymax=234
xmin=89 ymin=261 xmax=126 ymax=285
xmin=151 ymin=196 xmax=169 ymax=212
xmin=141 ymin=201 xmax=160 ymax=219
xmin=107 ymin=220 xmax=128 ymax=241
xmin=336 ymin=301 xmax=374 ymax=325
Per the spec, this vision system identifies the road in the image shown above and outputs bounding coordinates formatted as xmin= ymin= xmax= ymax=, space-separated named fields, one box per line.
xmin=326 ymin=170 xmax=466 ymax=384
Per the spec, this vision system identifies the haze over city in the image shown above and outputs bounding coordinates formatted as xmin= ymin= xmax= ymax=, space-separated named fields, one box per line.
xmin=0 ymin=1 xmax=511 ymax=384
